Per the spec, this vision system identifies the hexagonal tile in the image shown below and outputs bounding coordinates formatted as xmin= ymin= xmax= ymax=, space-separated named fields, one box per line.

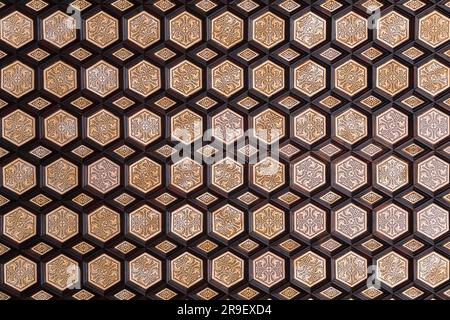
xmin=211 ymin=204 xmax=244 ymax=241
xmin=252 ymin=108 xmax=285 ymax=144
xmin=251 ymin=12 xmax=284 ymax=49
xmin=293 ymin=251 xmax=327 ymax=287
xmin=251 ymin=61 xmax=285 ymax=97
xmin=2 ymin=158 xmax=36 ymax=195
xmin=87 ymin=158 xmax=120 ymax=194
xmin=376 ymin=11 xmax=409 ymax=47
xmin=45 ymin=206 xmax=79 ymax=243
xmin=293 ymin=204 xmax=326 ymax=239
xmin=169 ymin=12 xmax=202 ymax=49
xmin=45 ymin=158 xmax=78 ymax=194
xmin=211 ymin=252 xmax=244 ymax=288
xmin=128 ymin=253 xmax=162 ymax=289
xmin=334 ymin=108 xmax=367 ymax=145
xmin=127 ymin=11 xmax=160 ymax=48
xmin=127 ymin=109 xmax=161 ymax=145
xmin=334 ymin=60 xmax=367 ymax=96
xmin=169 ymin=60 xmax=202 ymax=97
xmin=418 ymin=11 xmax=450 ymax=48
xmin=376 ymin=156 xmax=409 ymax=192
xmin=3 ymin=255 xmax=37 ymax=292
xmin=375 ymin=204 xmax=409 ymax=240
xmin=252 ymin=157 xmax=285 ymax=192
xmin=293 ymin=12 xmax=326 ymax=49
xmin=45 ymin=254 xmax=79 ymax=291
xmin=376 ymin=108 xmax=408 ymax=145
xmin=0 ymin=11 xmax=33 ymax=48
xmin=3 ymin=207 xmax=36 ymax=243
xmin=417 ymin=204 xmax=449 ymax=240
xmin=334 ymin=204 xmax=367 ymax=240
xmin=170 ymin=157 xmax=203 ymax=193
xmin=251 ymin=252 xmax=285 ymax=287
xmin=2 ymin=110 xmax=35 ymax=146
xmin=252 ymin=204 xmax=285 ymax=240
xmin=170 ymin=252 xmax=203 ymax=288
xmin=294 ymin=60 xmax=326 ymax=97
xmin=171 ymin=109 xmax=203 ymax=144
xmin=170 ymin=204 xmax=203 ymax=241
xmin=44 ymin=110 xmax=78 ymax=146
xmin=212 ymin=157 xmax=243 ymax=193
xmin=417 ymin=59 xmax=449 ymax=96
xmin=211 ymin=11 xmax=243 ymax=48
xmin=417 ymin=156 xmax=449 ymax=192
xmin=127 ymin=61 xmax=161 ymax=97
xmin=335 ymin=12 xmax=367 ymax=48
xmin=88 ymin=254 xmax=121 ymax=290
xmin=1 ymin=61 xmax=34 ymax=98
xmin=335 ymin=251 xmax=367 ymax=287
xmin=376 ymin=251 xmax=408 ymax=287
xmin=292 ymin=156 xmax=326 ymax=192
xmin=376 ymin=59 xmax=409 ymax=96
xmin=85 ymin=61 xmax=119 ymax=97
xmin=127 ymin=157 xmax=162 ymax=193
xmin=211 ymin=109 xmax=244 ymax=144
xmin=87 ymin=206 xmax=121 ymax=242
xmin=43 ymin=11 xmax=76 ymax=48
xmin=417 ymin=252 xmax=449 ymax=288
xmin=211 ymin=60 xmax=243 ymax=97
xmin=293 ymin=108 xmax=326 ymax=145
xmin=128 ymin=205 xmax=162 ymax=241
xmin=85 ymin=11 xmax=119 ymax=48
xmin=417 ymin=108 xmax=449 ymax=144
xmin=335 ymin=156 xmax=367 ymax=192
xmin=86 ymin=110 xmax=120 ymax=146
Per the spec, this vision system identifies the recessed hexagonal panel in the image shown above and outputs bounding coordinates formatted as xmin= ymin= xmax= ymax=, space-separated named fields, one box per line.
xmin=375 ymin=204 xmax=409 ymax=240
xmin=252 ymin=61 xmax=285 ymax=97
xmin=169 ymin=60 xmax=202 ymax=97
xmin=2 ymin=158 xmax=36 ymax=195
xmin=85 ymin=11 xmax=119 ymax=48
xmin=170 ymin=157 xmax=203 ymax=193
xmin=252 ymin=204 xmax=285 ymax=240
xmin=335 ymin=60 xmax=367 ymax=96
xmin=376 ymin=59 xmax=409 ymax=96
xmin=128 ymin=157 xmax=162 ymax=193
xmin=334 ymin=204 xmax=367 ymax=240
xmin=335 ymin=109 xmax=367 ymax=145
xmin=417 ymin=204 xmax=449 ymax=240
xmin=1 ymin=61 xmax=34 ymax=98
xmin=376 ymin=11 xmax=409 ymax=47
xmin=334 ymin=156 xmax=367 ymax=192
xmin=171 ymin=109 xmax=203 ymax=144
xmin=418 ymin=11 xmax=450 ymax=48
xmin=335 ymin=251 xmax=367 ymax=287
xmin=45 ymin=158 xmax=78 ymax=194
xmin=170 ymin=204 xmax=203 ymax=241
xmin=335 ymin=12 xmax=368 ymax=48
xmin=252 ymin=157 xmax=285 ymax=193
xmin=128 ymin=253 xmax=162 ymax=289
xmin=128 ymin=205 xmax=162 ymax=241
xmin=417 ymin=108 xmax=449 ymax=144
xmin=376 ymin=108 xmax=408 ymax=145
xmin=127 ymin=61 xmax=161 ymax=97
xmin=3 ymin=256 xmax=37 ymax=292
xmin=376 ymin=251 xmax=408 ymax=287
xmin=252 ymin=252 xmax=285 ymax=288
xmin=293 ymin=108 xmax=326 ymax=144
xmin=170 ymin=252 xmax=203 ymax=289
xmin=127 ymin=12 xmax=160 ymax=48
xmin=417 ymin=156 xmax=449 ymax=192
xmin=211 ymin=60 xmax=243 ymax=97
xmin=252 ymin=108 xmax=285 ymax=144
xmin=211 ymin=109 xmax=244 ymax=144
xmin=87 ymin=158 xmax=120 ymax=194
xmin=2 ymin=110 xmax=35 ymax=146
xmin=45 ymin=206 xmax=79 ymax=243
xmin=0 ymin=11 xmax=33 ymax=48
xmin=211 ymin=204 xmax=244 ymax=241
xmin=44 ymin=110 xmax=78 ymax=146
xmin=212 ymin=252 xmax=244 ymax=288
xmin=376 ymin=156 xmax=409 ymax=192
xmin=293 ymin=12 xmax=326 ymax=49
xmin=211 ymin=12 xmax=243 ymax=49
xmin=88 ymin=206 xmax=121 ymax=242
xmin=292 ymin=156 xmax=326 ymax=192
xmin=127 ymin=109 xmax=161 ymax=145
xmin=43 ymin=11 xmax=77 ymax=48
xmin=85 ymin=61 xmax=119 ymax=97
xmin=212 ymin=157 xmax=243 ymax=193
xmin=417 ymin=59 xmax=449 ymax=96
xmin=45 ymin=254 xmax=79 ymax=291
xmin=169 ymin=12 xmax=202 ymax=49
xmin=88 ymin=254 xmax=121 ymax=290
xmin=87 ymin=110 xmax=120 ymax=146
xmin=293 ymin=251 xmax=326 ymax=287
xmin=293 ymin=204 xmax=326 ymax=239
xmin=251 ymin=12 xmax=285 ymax=49
xmin=294 ymin=60 xmax=326 ymax=97
xmin=3 ymin=207 xmax=36 ymax=243
xmin=417 ymin=252 xmax=449 ymax=288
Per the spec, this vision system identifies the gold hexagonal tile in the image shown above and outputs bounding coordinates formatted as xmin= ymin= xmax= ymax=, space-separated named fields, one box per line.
xmin=293 ymin=108 xmax=326 ymax=144
xmin=251 ymin=252 xmax=285 ymax=287
xmin=252 ymin=204 xmax=285 ymax=240
xmin=2 ymin=158 xmax=36 ymax=195
xmin=334 ymin=156 xmax=367 ymax=192
xmin=417 ymin=108 xmax=449 ymax=144
xmin=87 ymin=206 xmax=121 ymax=242
xmin=293 ymin=12 xmax=326 ymax=49
xmin=416 ymin=203 xmax=448 ymax=240
xmin=334 ymin=60 xmax=367 ymax=96
xmin=417 ymin=59 xmax=449 ymax=96
xmin=334 ymin=108 xmax=367 ymax=145
xmin=252 ymin=157 xmax=285 ymax=193
xmin=376 ymin=108 xmax=408 ymax=145
xmin=334 ymin=203 xmax=367 ymax=239
xmin=128 ymin=253 xmax=162 ymax=289
xmin=85 ymin=11 xmax=119 ymax=48
xmin=211 ymin=11 xmax=243 ymax=49
xmin=42 ymin=11 xmax=76 ymax=48
xmin=335 ymin=251 xmax=367 ymax=287
xmin=376 ymin=251 xmax=408 ymax=287
xmin=376 ymin=59 xmax=409 ymax=96
xmin=3 ymin=207 xmax=36 ymax=243
xmin=211 ymin=252 xmax=244 ymax=288
xmin=127 ymin=109 xmax=161 ymax=145
xmin=169 ymin=60 xmax=202 ymax=97
xmin=251 ymin=12 xmax=285 ymax=49
xmin=85 ymin=61 xmax=119 ymax=97
xmin=252 ymin=108 xmax=285 ymax=144
xmin=376 ymin=156 xmax=409 ymax=192
xmin=2 ymin=110 xmax=35 ymax=146
xmin=418 ymin=11 xmax=450 ymax=48
xmin=417 ymin=252 xmax=449 ymax=288
xmin=170 ymin=204 xmax=203 ymax=241
xmin=3 ymin=255 xmax=37 ymax=292
xmin=45 ymin=206 xmax=79 ymax=243
xmin=127 ymin=157 xmax=162 ymax=193
xmin=335 ymin=12 xmax=368 ymax=48
xmin=0 ymin=11 xmax=34 ymax=48
xmin=127 ymin=11 xmax=160 ymax=48
xmin=170 ymin=252 xmax=203 ymax=288
xmin=211 ymin=204 xmax=244 ymax=241
xmin=417 ymin=156 xmax=449 ymax=192
xmin=88 ymin=254 xmax=121 ymax=290
xmin=45 ymin=158 xmax=78 ymax=194
xmin=127 ymin=61 xmax=161 ymax=97
xmin=170 ymin=157 xmax=203 ymax=193
xmin=86 ymin=110 xmax=120 ymax=146
xmin=1 ymin=61 xmax=35 ymax=98
xmin=293 ymin=251 xmax=327 ymax=287
xmin=211 ymin=157 xmax=243 ymax=193
xmin=87 ymin=157 xmax=120 ymax=193
xmin=211 ymin=60 xmax=244 ymax=97
xmin=169 ymin=11 xmax=202 ymax=49
xmin=252 ymin=61 xmax=285 ymax=97
xmin=43 ymin=61 xmax=77 ymax=98
xmin=376 ymin=11 xmax=409 ymax=47
xmin=294 ymin=60 xmax=326 ymax=97
xmin=44 ymin=110 xmax=78 ymax=146
xmin=375 ymin=204 xmax=408 ymax=240
xmin=128 ymin=205 xmax=162 ymax=241
xmin=293 ymin=204 xmax=326 ymax=239
xmin=211 ymin=109 xmax=244 ymax=144
xmin=45 ymin=254 xmax=79 ymax=291
xmin=171 ymin=109 xmax=203 ymax=144
xmin=292 ymin=156 xmax=326 ymax=192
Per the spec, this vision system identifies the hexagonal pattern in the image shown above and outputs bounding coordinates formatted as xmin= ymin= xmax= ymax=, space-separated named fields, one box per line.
xmin=252 ymin=108 xmax=285 ymax=144
xmin=169 ymin=60 xmax=202 ymax=97
xmin=0 ymin=11 xmax=33 ymax=48
xmin=45 ymin=206 xmax=79 ymax=243
xmin=212 ymin=157 xmax=243 ymax=193
xmin=88 ymin=254 xmax=121 ymax=290
xmin=87 ymin=206 xmax=120 ymax=242
xmin=252 ymin=157 xmax=285 ymax=193
xmin=335 ymin=12 xmax=368 ymax=48
xmin=1 ymin=61 xmax=34 ymax=98
xmin=85 ymin=11 xmax=119 ymax=48
xmin=376 ymin=59 xmax=409 ymax=96
xmin=376 ymin=11 xmax=409 ymax=47
xmin=128 ymin=253 xmax=162 ymax=289
xmin=375 ymin=204 xmax=409 ymax=240
xmin=418 ymin=11 xmax=450 ymax=48
xmin=169 ymin=12 xmax=202 ymax=49
xmin=2 ymin=158 xmax=36 ymax=195
xmin=417 ymin=204 xmax=449 ymax=240
xmin=417 ymin=156 xmax=449 ymax=192
xmin=3 ymin=256 xmax=37 ymax=292
xmin=252 ymin=61 xmax=285 ymax=97
xmin=376 ymin=156 xmax=409 ymax=192
xmin=170 ymin=204 xmax=203 ymax=241
xmin=252 ymin=252 xmax=285 ymax=288
xmin=2 ymin=110 xmax=35 ymax=146
xmin=293 ymin=204 xmax=326 ymax=239
xmin=211 ymin=60 xmax=243 ymax=97
xmin=171 ymin=109 xmax=203 ymax=144
xmin=376 ymin=252 xmax=408 ymax=287
xmin=335 ymin=251 xmax=367 ymax=287
xmin=44 ymin=110 xmax=78 ymax=146
xmin=170 ymin=252 xmax=203 ymax=288
xmin=127 ymin=109 xmax=161 ymax=145
xmin=417 ymin=108 xmax=449 ymax=144
xmin=87 ymin=158 xmax=120 ymax=194
xmin=417 ymin=252 xmax=449 ymax=288
xmin=252 ymin=204 xmax=285 ymax=240
xmin=45 ymin=255 xmax=79 ymax=291
xmin=293 ymin=12 xmax=326 ymax=48
xmin=334 ymin=156 xmax=367 ymax=192
xmin=85 ymin=61 xmax=119 ymax=97
xmin=211 ymin=12 xmax=243 ymax=49
xmin=211 ymin=204 xmax=244 ymax=241
xmin=376 ymin=108 xmax=408 ymax=144
xmin=251 ymin=12 xmax=284 ymax=49
xmin=128 ymin=205 xmax=162 ymax=241
xmin=334 ymin=204 xmax=367 ymax=240
xmin=87 ymin=110 xmax=120 ymax=146
xmin=211 ymin=109 xmax=244 ymax=144
xmin=212 ymin=252 xmax=244 ymax=288
xmin=335 ymin=60 xmax=367 ymax=96
xmin=127 ymin=61 xmax=161 ymax=97
xmin=294 ymin=60 xmax=326 ymax=97
xmin=292 ymin=156 xmax=326 ymax=192
xmin=3 ymin=207 xmax=36 ymax=243
xmin=293 ymin=251 xmax=327 ymax=287
xmin=127 ymin=12 xmax=160 ymax=48
xmin=45 ymin=158 xmax=78 ymax=194
xmin=43 ymin=11 xmax=76 ymax=48
xmin=417 ymin=59 xmax=449 ymax=96
xmin=170 ymin=157 xmax=203 ymax=193
xmin=293 ymin=108 xmax=326 ymax=144
xmin=334 ymin=109 xmax=367 ymax=145
xmin=128 ymin=157 xmax=162 ymax=193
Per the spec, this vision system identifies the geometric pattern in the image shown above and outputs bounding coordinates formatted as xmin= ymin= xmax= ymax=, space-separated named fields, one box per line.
xmin=0 ymin=1 xmax=449 ymax=301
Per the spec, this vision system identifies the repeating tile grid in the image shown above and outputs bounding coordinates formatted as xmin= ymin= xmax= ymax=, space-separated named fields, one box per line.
xmin=0 ymin=0 xmax=449 ymax=300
